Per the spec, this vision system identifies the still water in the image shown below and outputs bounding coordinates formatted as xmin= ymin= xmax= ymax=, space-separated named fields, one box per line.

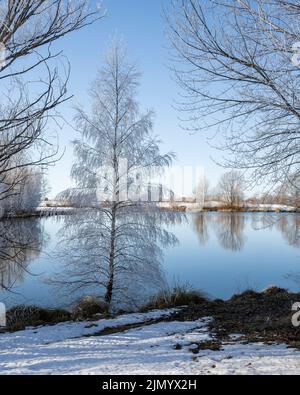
xmin=0 ymin=212 xmax=300 ymax=309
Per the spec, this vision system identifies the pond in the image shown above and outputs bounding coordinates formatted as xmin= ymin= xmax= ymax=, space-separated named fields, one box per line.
xmin=0 ymin=212 xmax=300 ymax=309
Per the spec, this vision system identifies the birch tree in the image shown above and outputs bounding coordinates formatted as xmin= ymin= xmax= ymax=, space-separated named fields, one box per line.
xmin=55 ymin=42 xmax=179 ymax=309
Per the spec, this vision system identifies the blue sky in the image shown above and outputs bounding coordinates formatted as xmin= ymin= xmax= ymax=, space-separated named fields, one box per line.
xmin=47 ymin=0 xmax=222 ymax=197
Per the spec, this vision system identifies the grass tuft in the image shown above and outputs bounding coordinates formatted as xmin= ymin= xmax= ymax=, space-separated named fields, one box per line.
xmin=72 ymin=296 xmax=109 ymax=320
xmin=141 ymin=284 xmax=208 ymax=311
xmin=6 ymin=305 xmax=71 ymax=332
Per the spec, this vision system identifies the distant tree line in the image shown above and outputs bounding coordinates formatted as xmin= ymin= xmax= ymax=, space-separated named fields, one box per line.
xmin=198 ymin=171 xmax=300 ymax=208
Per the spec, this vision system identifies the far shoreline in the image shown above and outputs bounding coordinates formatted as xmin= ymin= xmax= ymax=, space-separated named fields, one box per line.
xmin=1 ymin=203 xmax=299 ymax=221
xmin=158 ymin=201 xmax=300 ymax=214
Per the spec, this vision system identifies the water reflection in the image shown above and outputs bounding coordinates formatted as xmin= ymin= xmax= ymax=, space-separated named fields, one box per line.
xmin=250 ymin=214 xmax=300 ymax=248
xmin=215 ymin=214 xmax=246 ymax=252
xmin=193 ymin=213 xmax=300 ymax=252
xmin=50 ymin=209 xmax=184 ymax=310
xmin=0 ymin=219 xmax=44 ymax=291
xmin=276 ymin=216 xmax=300 ymax=248
xmin=1 ymin=213 xmax=300 ymax=308
xmin=193 ymin=213 xmax=246 ymax=252
xmin=193 ymin=214 xmax=209 ymax=246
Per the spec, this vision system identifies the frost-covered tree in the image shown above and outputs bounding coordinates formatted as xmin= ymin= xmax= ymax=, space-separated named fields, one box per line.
xmin=195 ymin=176 xmax=210 ymax=205
xmin=16 ymin=170 xmax=44 ymax=211
xmin=0 ymin=163 xmax=44 ymax=216
xmin=56 ymin=42 xmax=179 ymax=308
xmin=57 ymin=208 xmax=178 ymax=309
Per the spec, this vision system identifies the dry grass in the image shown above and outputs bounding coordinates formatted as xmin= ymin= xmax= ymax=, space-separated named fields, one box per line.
xmin=174 ymin=287 xmax=300 ymax=349
xmin=6 ymin=305 xmax=71 ymax=332
xmin=72 ymin=296 xmax=109 ymax=320
xmin=141 ymin=284 xmax=208 ymax=311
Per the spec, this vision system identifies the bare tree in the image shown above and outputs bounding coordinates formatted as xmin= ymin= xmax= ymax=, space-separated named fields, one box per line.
xmin=167 ymin=0 xmax=300 ymax=186
xmin=55 ymin=42 xmax=178 ymax=309
xmin=272 ymin=171 xmax=300 ymax=207
xmin=0 ymin=1 xmax=103 ymax=203
xmin=217 ymin=171 xmax=245 ymax=207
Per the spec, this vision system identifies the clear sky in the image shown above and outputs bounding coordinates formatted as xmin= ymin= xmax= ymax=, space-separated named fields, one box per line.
xmin=46 ymin=0 xmax=222 ymax=198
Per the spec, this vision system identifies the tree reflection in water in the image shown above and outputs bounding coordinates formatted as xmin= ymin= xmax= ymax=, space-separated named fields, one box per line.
xmin=276 ymin=215 xmax=300 ymax=248
xmin=193 ymin=213 xmax=246 ymax=252
xmin=0 ymin=219 xmax=44 ymax=291
xmin=250 ymin=213 xmax=300 ymax=248
xmin=215 ymin=213 xmax=246 ymax=252
xmin=51 ymin=210 xmax=185 ymax=311
xmin=193 ymin=212 xmax=300 ymax=254
xmin=193 ymin=213 xmax=209 ymax=246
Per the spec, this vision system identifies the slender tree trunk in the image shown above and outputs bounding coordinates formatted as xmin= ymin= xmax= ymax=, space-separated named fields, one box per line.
xmin=105 ymin=203 xmax=117 ymax=305
xmin=105 ymin=105 xmax=119 ymax=305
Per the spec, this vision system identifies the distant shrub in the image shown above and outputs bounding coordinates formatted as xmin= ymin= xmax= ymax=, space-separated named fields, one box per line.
xmin=263 ymin=286 xmax=288 ymax=296
xmin=141 ymin=284 xmax=208 ymax=311
xmin=231 ymin=287 xmax=289 ymax=302
xmin=6 ymin=305 xmax=71 ymax=332
xmin=230 ymin=290 xmax=259 ymax=302
xmin=72 ymin=296 xmax=109 ymax=320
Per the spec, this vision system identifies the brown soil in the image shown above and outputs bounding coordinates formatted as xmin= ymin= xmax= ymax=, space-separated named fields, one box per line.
xmin=172 ymin=287 xmax=300 ymax=349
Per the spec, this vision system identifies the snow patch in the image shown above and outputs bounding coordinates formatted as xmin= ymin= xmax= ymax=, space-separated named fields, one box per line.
xmin=0 ymin=309 xmax=177 ymax=350
xmin=0 ymin=312 xmax=299 ymax=375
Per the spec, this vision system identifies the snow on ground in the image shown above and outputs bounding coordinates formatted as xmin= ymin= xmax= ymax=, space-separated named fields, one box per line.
xmin=36 ymin=206 xmax=76 ymax=214
xmin=158 ymin=201 xmax=298 ymax=212
xmin=0 ymin=310 xmax=177 ymax=350
xmin=0 ymin=312 xmax=300 ymax=375
xmin=245 ymin=204 xmax=297 ymax=212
